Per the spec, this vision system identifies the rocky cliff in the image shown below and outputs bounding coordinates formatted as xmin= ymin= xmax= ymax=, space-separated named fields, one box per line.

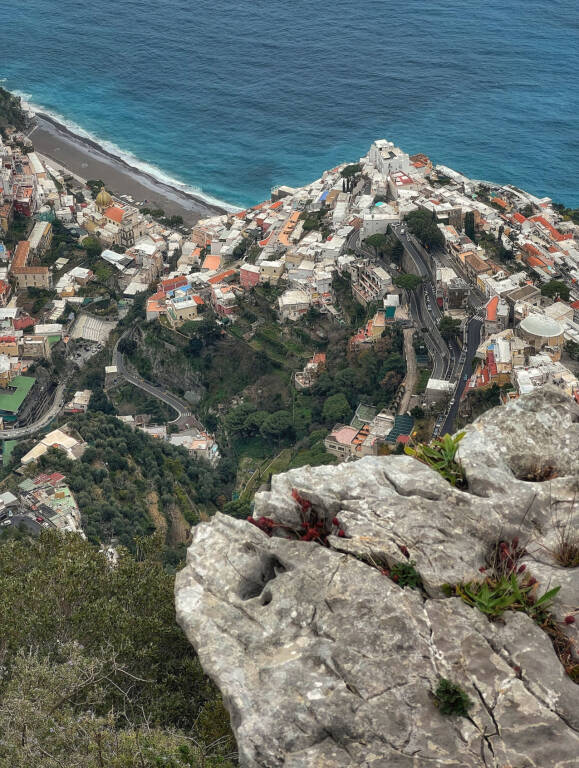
xmin=175 ymin=388 xmax=579 ymax=767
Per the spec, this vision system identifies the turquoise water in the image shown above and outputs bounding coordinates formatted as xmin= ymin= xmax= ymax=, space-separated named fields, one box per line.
xmin=2 ymin=0 xmax=578 ymax=207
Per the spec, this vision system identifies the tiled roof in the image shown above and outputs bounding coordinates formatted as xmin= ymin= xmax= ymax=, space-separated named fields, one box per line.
xmin=486 ymin=296 xmax=499 ymax=322
xmin=103 ymin=206 xmax=124 ymax=224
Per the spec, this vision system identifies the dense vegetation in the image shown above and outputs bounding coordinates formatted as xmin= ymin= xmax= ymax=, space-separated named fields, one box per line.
xmin=541 ymin=279 xmax=570 ymax=302
xmin=123 ymin=285 xmax=406 ymax=499
xmin=553 ymin=202 xmax=579 ymax=225
xmin=0 ymin=531 xmax=234 ymax=767
xmin=0 ymin=86 xmax=29 ymax=132
xmin=6 ymin=413 xmax=233 ymax=559
xmin=405 ymin=209 xmax=444 ymax=250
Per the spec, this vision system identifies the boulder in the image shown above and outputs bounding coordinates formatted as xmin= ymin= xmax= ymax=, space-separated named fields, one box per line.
xmin=176 ymin=388 xmax=579 ymax=766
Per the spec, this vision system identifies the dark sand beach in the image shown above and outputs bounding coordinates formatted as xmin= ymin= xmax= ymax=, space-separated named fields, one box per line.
xmin=28 ymin=113 xmax=228 ymax=225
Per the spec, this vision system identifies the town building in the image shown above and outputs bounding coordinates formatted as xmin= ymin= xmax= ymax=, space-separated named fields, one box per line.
xmin=517 ymin=314 xmax=565 ymax=359
xmin=351 ymin=261 xmax=392 ymax=306
xmin=294 ymin=353 xmax=326 ymax=390
xmin=20 ymin=427 xmax=86 ymax=465
xmin=28 ymin=220 xmax=52 ymax=255
xmin=278 ymin=289 xmax=310 ymax=322
xmin=10 ymin=239 xmax=51 ymax=290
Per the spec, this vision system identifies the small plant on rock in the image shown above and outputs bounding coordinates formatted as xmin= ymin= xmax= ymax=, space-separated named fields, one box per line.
xmin=404 ymin=432 xmax=466 ymax=488
xmin=552 ymin=502 xmax=579 ymax=568
xmin=388 ymin=561 xmax=423 ymax=589
xmin=555 ymin=538 xmax=579 ymax=568
xmin=433 ymin=678 xmax=473 ymax=717
xmin=246 ymin=488 xmax=346 ymax=546
xmin=456 ymin=573 xmax=560 ymax=620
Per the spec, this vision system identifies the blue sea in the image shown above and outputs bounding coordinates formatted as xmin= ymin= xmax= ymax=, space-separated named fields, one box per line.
xmin=2 ymin=0 xmax=578 ymax=208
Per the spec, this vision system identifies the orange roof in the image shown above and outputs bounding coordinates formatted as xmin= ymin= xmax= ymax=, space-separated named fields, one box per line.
xmin=512 ymin=213 xmax=526 ymax=224
xmin=208 ymin=269 xmax=236 ymax=285
xmin=525 ymin=256 xmax=546 ymax=268
xmin=486 ymin=296 xmax=499 ymax=322
xmin=202 ymin=254 xmax=221 ymax=271
xmin=161 ymin=275 xmax=188 ymax=292
xmin=146 ymin=300 xmax=165 ymax=314
xmin=259 ymin=234 xmax=272 ymax=247
xmin=311 ymin=353 xmax=326 ymax=365
xmin=104 ymin=206 xmax=124 ymax=224
xmin=522 ymin=243 xmax=542 ymax=258
xmin=493 ymin=197 xmax=508 ymax=209
xmin=12 ymin=240 xmax=30 ymax=268
xmin=0 ymin=280 xmax=9 ymax=294
xmin=529 ymin=215 xmax=573 ymax=242
xmin=269 ymin=200 xmax=283 ymax=210
xmin=278 ymin=210 xmax=301 ymax=246
xmin=192 ymin=295 xmax=204 ymax=305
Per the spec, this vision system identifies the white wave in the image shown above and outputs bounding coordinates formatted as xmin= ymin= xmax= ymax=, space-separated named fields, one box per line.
xmin=13 ymin=91 xmax=240 ymax=212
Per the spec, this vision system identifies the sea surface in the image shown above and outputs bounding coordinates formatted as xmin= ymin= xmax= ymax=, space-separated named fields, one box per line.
xmin=2 ymin=0 xmax=578 ymax=208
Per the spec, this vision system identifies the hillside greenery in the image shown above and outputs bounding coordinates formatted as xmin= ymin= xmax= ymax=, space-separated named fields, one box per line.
xmin=0 ymin=86 xmax=29 ymax=132
xmin=122 ymin=289 xmax=405 ymax=499
xmin=0 ymin=531 xmax=235 ymax=767
xmin=5 ymin=412 xmax=234 ymax=560
xmin=405 ymin=209 xmax=444 ymax=250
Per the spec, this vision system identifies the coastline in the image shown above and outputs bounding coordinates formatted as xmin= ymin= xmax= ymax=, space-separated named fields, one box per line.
xmin=28 ymin=112 xmax=230 ymax=225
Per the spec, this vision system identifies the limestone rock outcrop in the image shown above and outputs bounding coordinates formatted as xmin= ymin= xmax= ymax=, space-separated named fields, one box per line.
xmin=175 ymin=388 xmax=579 ymax=767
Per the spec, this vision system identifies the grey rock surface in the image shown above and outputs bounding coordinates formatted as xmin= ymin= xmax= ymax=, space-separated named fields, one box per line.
xmin=175 ymin=387 xmax=579 ymax=766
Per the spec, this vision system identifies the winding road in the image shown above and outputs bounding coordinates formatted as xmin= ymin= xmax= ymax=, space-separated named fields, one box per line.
xmin=113 ymin=332 xmax=197 ymax=429
xmin=0 ymin=382 xmax=67 ymax=441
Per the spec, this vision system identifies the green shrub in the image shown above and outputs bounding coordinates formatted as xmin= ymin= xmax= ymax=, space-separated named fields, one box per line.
xmin=434 ymin=678 xmax=473 ymax=717
xmin=390 ymin=561 xmax=422 ymax=589
xmin=456 ymin=573 xmax=560 ymax=620
xmin=405 ymin=432 xmax=466 ymax=487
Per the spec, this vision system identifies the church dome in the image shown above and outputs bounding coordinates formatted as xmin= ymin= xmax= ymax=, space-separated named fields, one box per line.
xmin=95 ymin=188 xmax=112 ymax=209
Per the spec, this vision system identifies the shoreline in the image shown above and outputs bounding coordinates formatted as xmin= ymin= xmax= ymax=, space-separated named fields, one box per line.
xmin=28 ymin=111 xmax=231 ymax=225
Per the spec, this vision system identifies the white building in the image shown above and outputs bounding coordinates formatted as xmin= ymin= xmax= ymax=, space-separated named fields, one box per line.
xmin=278 ymin=289 xmax=310 ymax=322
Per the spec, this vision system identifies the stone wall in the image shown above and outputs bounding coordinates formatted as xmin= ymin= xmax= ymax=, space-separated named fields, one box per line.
xmin=176 ymin=388 xmax=579 ymax=767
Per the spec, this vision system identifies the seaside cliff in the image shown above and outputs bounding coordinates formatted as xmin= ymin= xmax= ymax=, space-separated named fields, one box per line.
xmin=176 ymin=388 xmax=579 ymax=767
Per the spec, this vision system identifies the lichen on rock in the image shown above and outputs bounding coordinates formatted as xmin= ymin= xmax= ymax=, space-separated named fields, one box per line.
xmin=175 ymin=387 xmax=579 ymax=767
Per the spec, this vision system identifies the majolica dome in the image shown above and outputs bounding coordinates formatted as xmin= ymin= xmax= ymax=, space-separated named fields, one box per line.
xmin=95 ymin=188 xmax=113 ymax=209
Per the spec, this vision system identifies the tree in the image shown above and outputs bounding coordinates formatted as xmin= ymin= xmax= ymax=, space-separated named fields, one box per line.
xmin=438 ymin=314 xmax=462 ymax=340
xmin=0 ymin=532 xmax=235 ymax=766
xmin=322 ymin=393 xmax=352 ymax=425
xmin=541 ymin=280 xmax=570 ymax=302
xmin=197 ymin=317 xmax=221 ymax=344
xmin=564 ymin=340 xmax=579 ymax=361
xmin=364 ymin=233 xmax=390 ymax=257
xmin=82 ymin=235 xmax=103 ymax=260
xmin=118 ymin=336 xmax=137 ymax=356
xmin=225 ymin=402 xmax=256 ymax=435
xmin=260 ymin=410 xmax=294 ymax=442
xmin=341 ymin=163 xmax=362 ymax=178
xmin=88 ymin=388 xmax=116 ymax=414
xmin=394 ymin=273 xmax=422 ymax=291
xmin=405 ymin=209 xmax=444 ymax=250
xmin=464 ymin=211 xmax=476 ymax=241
